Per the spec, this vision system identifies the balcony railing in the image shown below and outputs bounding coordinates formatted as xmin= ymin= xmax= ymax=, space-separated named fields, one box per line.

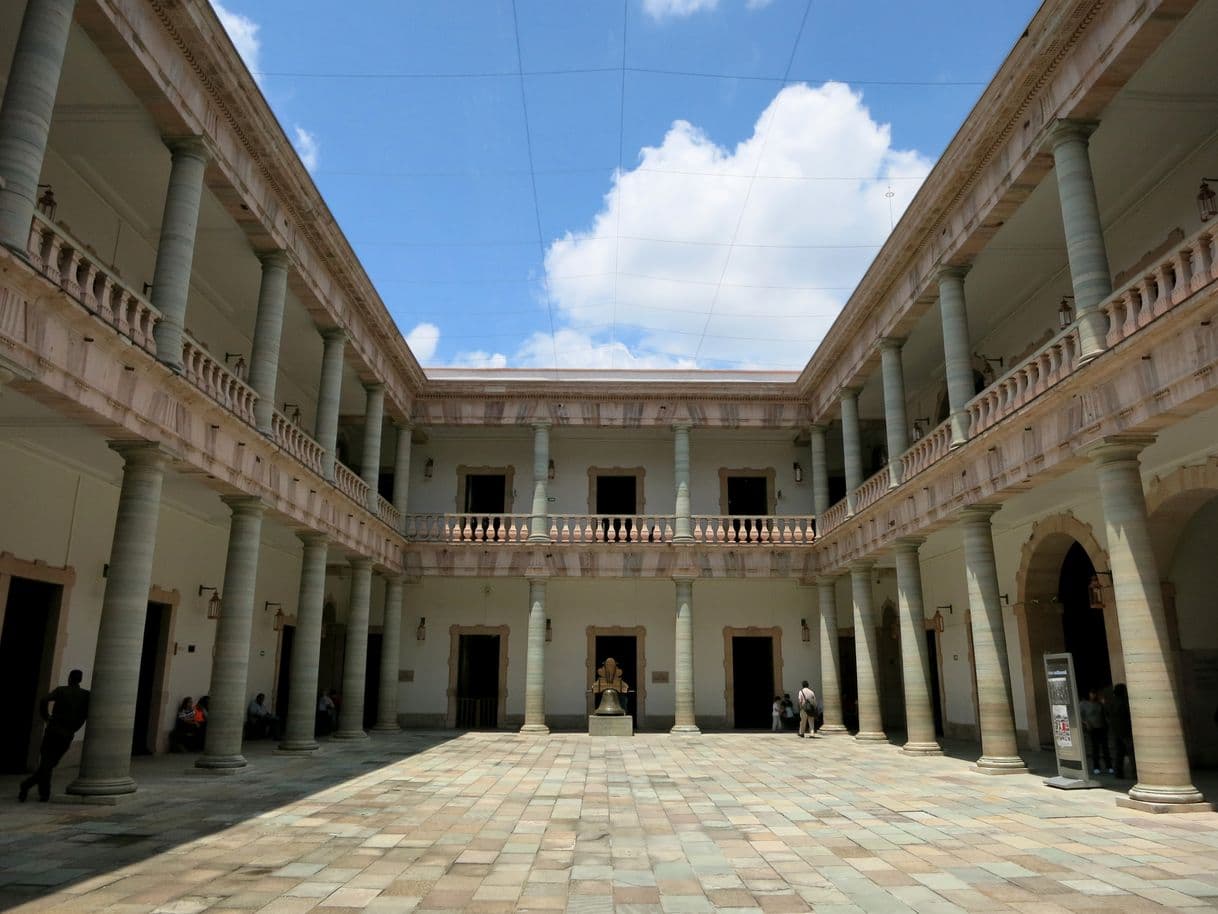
xmin=852 ymin=470 xmax=890 ymax=516
xmin=181 ymin=332 xmax=258 ymax=426
xmin=376 ymin=494 xmax=401 ymax=530
xmin=271 ymin=410 xmax=325 ymax=476
xmin=333 ymin=462 xmax=370 ymax=507
xmin=901 ymin=419 xmax=953 ymax=482
xmin=402 ymin=513 xmax=815 ymax=545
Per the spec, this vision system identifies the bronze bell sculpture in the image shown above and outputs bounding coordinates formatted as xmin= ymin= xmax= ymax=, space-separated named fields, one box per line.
xmin=594 ymin=687 xmax=626 ymax=716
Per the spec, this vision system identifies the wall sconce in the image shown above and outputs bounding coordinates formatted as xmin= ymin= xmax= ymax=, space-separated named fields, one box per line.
xmin=911 ymin=417 xmax=930 ymax=440
xmin=264 ymin=601 xmax=283 ymax=631
xmin=36 ymin=183 xmax=56 ymax=220
xmin=792 ymin=462 xmax=803 ymax=483
xmin=224 ymin=352 xmax=247 ymax=379
xmin=1088 ymin=570 xmax=1113 ymax=610
xmin=936 ymin=603 xmax=953 ymax=615
xmin=547 ymin=459 xmax=555 ymax=481
xmin=1058 ymin=296 xmax=1075 ymax=329
xmin=199 ymin=585 xmax=222 ymax=620
xmin=282 ymin=402 xmax=302 ymax=425
xmin=800 ymin=618 xmax=810 ymax=642
xmin=416 ymin=616 xmax=426 ymax=641
xmin=1198 ymin=177 xmax=1218 ymax=222
xmin=976 ymin=354 xmax=1003 ymax=385
xmin=545 ymin=618 xmax=553 ymax=642
xmin=423 ymin=457 xmax=434 ymax=479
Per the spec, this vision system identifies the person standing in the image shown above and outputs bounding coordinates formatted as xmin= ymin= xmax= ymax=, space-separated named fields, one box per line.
xmin=771 ymin=695 xmax=782 ymax=732
xmin=1079 ymin=687 xmax=1111 ymax=775
xmin=797 ymin=680 xmax=818 ymax=739
xmin=1107 ymin=683 xmax=1135 ymax=779
xmin=18 ymin=669 xmax=90 ymax=802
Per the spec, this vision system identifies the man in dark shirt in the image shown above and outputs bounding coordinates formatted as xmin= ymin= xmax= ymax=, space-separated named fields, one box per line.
xmin=18 ymin=669 xmax=89 ymax=802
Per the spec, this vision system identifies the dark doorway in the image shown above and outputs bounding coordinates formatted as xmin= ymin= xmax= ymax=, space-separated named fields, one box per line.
xmin=275 ymin=625 xmax=295 ymax=720
xmin=726 ymin=476 xmax=768 ymax=515
xmin=596 ymin=475 xmax=638 ymax=541
xmin=0 ymin=577 xmax=61 ymax=773
xmin=925 ymin=628 xmax=945 ymax=737
xmin=731 ymin=636 xmax=774 ymax=729
xmin=363 ymin=632 xmax=383 ymax=730
xmin=464 ymin=474 xmax=506 ymax=513
xmin=456 ymin=634 xmax=500 ymax=728
xmin=838 ymin=635 xmax=858 ymax=732
xmin=1059 ymin=542 xmax=1111 ymax=696
xmin=593 ymin=634 xmax=638 ymax=726
xmin=132 ymin=601 xmax=172 ymax=755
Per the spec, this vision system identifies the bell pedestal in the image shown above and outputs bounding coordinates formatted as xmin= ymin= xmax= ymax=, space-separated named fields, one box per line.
xmin=589 ymin=687 xmax=634 ymax=736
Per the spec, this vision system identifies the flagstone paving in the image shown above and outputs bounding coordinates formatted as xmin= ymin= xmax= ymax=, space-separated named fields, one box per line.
xmin=2 ymin=731 xmax=1217 ymax=913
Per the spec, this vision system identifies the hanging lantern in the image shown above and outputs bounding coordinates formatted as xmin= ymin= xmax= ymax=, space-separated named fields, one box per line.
xmin=1198 ymin=178 xmax=1218 ymax=222
xmin=416 ymin=616 xmax=427 ymax=641
xmin=800 ymin=618 xmax=811 ymax=643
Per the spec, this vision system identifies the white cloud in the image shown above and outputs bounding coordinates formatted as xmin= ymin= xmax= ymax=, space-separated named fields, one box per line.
xmin=539 ymin=82 xmax=931 ymax=369
xmin=745 ymin=0 xmax=775 ymax=8
xmin=211 ymin=1 xmax=261 ymax=77
xmin=445 ymin=329 xmax=697 ymax=370
xmin=643 ymin=0 xmax=718 ymax=21
xmin=292 ymin=126 xmax=320 ymax=172
xmin=405 ymin=322 xmax=440 ymax=362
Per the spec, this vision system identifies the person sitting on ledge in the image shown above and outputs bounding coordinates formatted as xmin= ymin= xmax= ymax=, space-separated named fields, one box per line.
xmin=246 ymin=692 xmax=279 ymax=740
xmin=170 ymin=696 xmax=205 ymax=752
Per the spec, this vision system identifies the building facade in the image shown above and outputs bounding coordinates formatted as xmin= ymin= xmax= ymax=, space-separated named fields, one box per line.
xmin=0 ymin=0 xmax=1215 ymax=812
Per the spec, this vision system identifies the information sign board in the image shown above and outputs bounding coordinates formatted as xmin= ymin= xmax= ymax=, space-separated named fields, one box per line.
xmin=1043 ymin=652 xmax=1098 ymax=789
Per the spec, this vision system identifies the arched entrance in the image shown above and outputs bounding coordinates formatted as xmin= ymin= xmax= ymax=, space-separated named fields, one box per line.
xmin=1014 ymin=515 xmax=1121 ymax=750
xmin=1146 ymin=460 xmax=1218 ymax=768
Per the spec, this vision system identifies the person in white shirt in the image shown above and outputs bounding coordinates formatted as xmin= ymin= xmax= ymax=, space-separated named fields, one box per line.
xmin=797 ymin=681 xmax=818 ymax=738
xmin=246 ymin=692 xmax=278 ymax=739
xmin=772 ymin=695 xmax=782 ymax=731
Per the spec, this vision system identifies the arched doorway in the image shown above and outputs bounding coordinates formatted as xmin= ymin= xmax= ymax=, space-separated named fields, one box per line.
xmin=1015 ymin=515 xmax=1121 ymax=749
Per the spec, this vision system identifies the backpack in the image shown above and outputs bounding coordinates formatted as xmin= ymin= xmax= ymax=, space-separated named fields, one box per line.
xmin=800 ymin=690 xmax=816 ymax=714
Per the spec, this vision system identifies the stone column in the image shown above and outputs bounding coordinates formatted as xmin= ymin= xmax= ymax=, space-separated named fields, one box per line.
xmin=879 ymin=338 xmax=909 ymax=488
xmin=0 ymin=0 xmax=76 ymax=252
xmin=809 ymin=423 xmax=830 ymax=519
xmin=334 ymin=558 xmax=373 ymax=740
xmin=672 ymin=576 xmax=699 ymax=733
xmin=360 ymin=384 xmax=385 ymax=513
xmin=893 ymin=538 xmax=942 ymax=755
xmin=937 ymin=267 xmax=974 ymax=447
xmin=392 ymin=421 xmax=412 ymax=534
xmin=1088 ymin=437 xmax=1208 ymax=811
xmin=528 ymin=421 xmax=551 ymax=542
xmin=197 ymin=497 xmax=265 ymax=770
xmin=280 ymin=533 xmax=328 ymax=752
xmin=850 ymin=562 xmax=885 ymax=741
xmin=150 ymin=138 xmax=209 ymax=371
xmin=960 ymin=506 xmax=1026 ymax=773
xmin=673 ymin=424 xmax=693 ymax=542
xmin=816 ymin=576 xmax=847 ymax=734
xmin=840 ymin=388 xmax=863 ymax=517
xmin=248 ymin=251 xmax=289 ymax=434
xmin=1048 ymin=120 xmax=1111 ymax=362
xmin=67 ymin=443 xmax=168 ymax=798
xmin=315 ymin=329 xmax=345 ymax=481
xmin=373 ymin=575 xmax=404 ymax=731
xmin=521 ymin=575 xmax=549 ymax=733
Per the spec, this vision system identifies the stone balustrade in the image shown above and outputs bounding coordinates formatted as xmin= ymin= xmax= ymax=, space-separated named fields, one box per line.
xmin=180 ymin=333 xmax=258 ymax=426
xmin=901 ymin=420 xmax=953 ymax=482
xmin=401 ymin=513 xmax=815 ymax=545
xmin=1100 ymin=225 xmax=1217 ymax=347
xmin=966 ymin=325 xmax=1081 ymax=437
xmin=26 ymin=213 xmax=160 ymax=353
xmin=691 ymin=515 xmax=815 ymax=544
xmin=376 ymin=494 xmax=401 ymax=530
xmin=817 ymin=500 xmax=850 ymax=537
xmin=270 ymin=410 xmax=325 ymax=476
xmin=552 ymin=514 xmax=673 ymax=543
xmin=333 ymin=461 xmax=370 ymax=506
xmin=852 ymin=470 xmax=890 ymax=516
xmin=404 ymin=513 xmax=531 ymax=543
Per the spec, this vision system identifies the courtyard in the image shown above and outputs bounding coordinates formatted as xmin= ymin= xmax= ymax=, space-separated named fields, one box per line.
xmin=1 ymin=733 xmax=1217 ymax=913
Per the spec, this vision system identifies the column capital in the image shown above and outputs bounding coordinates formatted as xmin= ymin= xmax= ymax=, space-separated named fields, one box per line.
xmin=936 ymin=264 xmax=970 ymax=284
xmin=672 ymin=421 xmax=693 ymax=433
xmin=257 ymin=249 xmax=289 ymax=271
xmin=878 ymin=336 xmax=906 ymax=352
xmin=839 ymin=385 xmax=861 ymax=401
xmin=107 ymin=439 xmax=174 ymax=468
xmin=164 ymin=135 xmax=210 ymax=163
xmin=321 ymin=327 xmax=347 ymax=345
xmin=364 ymin=381 xmax=385 ymax=395
xmin=349 ymin=556 xmax=373 ymax=571
xmin=221 ymin=495 xmax=265 ymax=516
xmin=893 ymin=536 xmax=926 ymax=553
xmin=1083 ymin=434 xmax=1156 ymax=465
xmin=957 ymin=504 xmax=1001 ymax=524
xmin=847 ymin=560 xmax=874 ymax=573
xmin=671 ymin=571 xmax=697 ymax=584
xmin=1043 ymin=118 xmax=1099 ymax=153
xmin=296 ymin=531 xmax=328 ymax=548
xmin=394 ymin=418 xmax=414 ymax=432
xmin=531 ymin=419 xmax=552 ymax=430
xmin=808 ymin=421 xmax=829 ymax=434
xmin=526 ymin=571 xmax=550 ymax=583
xmin=814 ymin=574 xmax=840 ymax=587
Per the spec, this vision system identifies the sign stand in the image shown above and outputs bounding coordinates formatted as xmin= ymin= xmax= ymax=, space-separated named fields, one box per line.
xmin=1043 ymin=652 xmax=1099 ymax=790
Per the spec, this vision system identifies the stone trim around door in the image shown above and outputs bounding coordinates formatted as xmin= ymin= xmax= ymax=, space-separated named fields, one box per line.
xmin=721 ymin=625 xmax=784 ymax=729
xmin=455 ymin=465 xmax=516 ymax=513
xmin=584 ymin=624 xmax=647 ymax=725
xmin=146 ymin=585 xmax=181 ymax=754
xmin=586 ymin=467 xmax=647 ymax=514
xmin=446 ymin=624 xmax=510 ymax=728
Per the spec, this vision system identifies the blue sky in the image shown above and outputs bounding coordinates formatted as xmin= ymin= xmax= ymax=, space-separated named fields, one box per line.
xmin=211 ymin=0 xmax=1041 ymax=370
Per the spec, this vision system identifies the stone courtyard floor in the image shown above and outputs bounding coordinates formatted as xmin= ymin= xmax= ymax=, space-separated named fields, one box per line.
xmin=1 ymin=732 xmax=1218 ymax=913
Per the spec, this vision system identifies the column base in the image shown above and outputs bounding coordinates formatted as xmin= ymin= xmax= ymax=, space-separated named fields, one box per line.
xmin=371 ymin=723 xmax=401 ymax=732
xmin=670 ymin=724 xmax=701 ymax=735
xmin=901 ymin=742 xmax=943 ymax=756
xmin=1122 ymin=783 xmax=1210 ymax=812
xmin=519 ymin=724 xmax=550 ymax=734
xmin=331 ymin=730 xmax=369 ymax=741
xmin=855 ymin=731 xmax=887 ymax=742
xmin=817 ymin=724 xmax=849 ymax=735
xmin=275 ymin=742 xmax=319 ymax=756
xmin=64 ymin=775 xmax=137 ymax=799
xmin=192 ymin=755 xmax=249 ymax=773
xmin=975 ymin=755 xmax=1028 ymax=774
